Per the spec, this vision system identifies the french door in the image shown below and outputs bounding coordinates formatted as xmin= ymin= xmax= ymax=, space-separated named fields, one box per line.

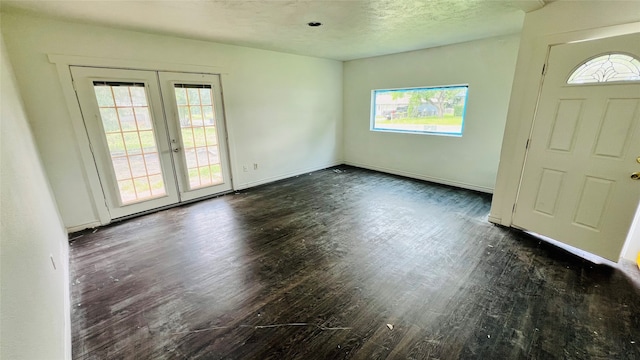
xmin=71 ymin=67 xmax=232 ymax=219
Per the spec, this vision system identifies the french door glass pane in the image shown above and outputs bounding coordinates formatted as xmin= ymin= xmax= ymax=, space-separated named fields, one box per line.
xmin=93 ymin=82 xmax=166 ymax=204
xmin=174 ymin=84 xmax=223 ymax=190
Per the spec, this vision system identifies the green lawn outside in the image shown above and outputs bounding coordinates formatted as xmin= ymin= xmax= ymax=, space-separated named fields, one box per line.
xmin=105 ymin=127 xmax=217 ymax=154
xmin=375 ymin=115 xmax=463 ymax=126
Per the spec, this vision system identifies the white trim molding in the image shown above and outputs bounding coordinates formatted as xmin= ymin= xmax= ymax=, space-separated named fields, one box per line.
xmin=234 ymin=161 xmax=343 ymax=190
xmin=48 ymin=54 xmax=229 ymax=75
xmin=344 ymin=161 xmax=494 ymax=194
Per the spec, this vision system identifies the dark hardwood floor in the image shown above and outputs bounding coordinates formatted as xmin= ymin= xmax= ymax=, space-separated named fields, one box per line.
xmin=69 ymin=166 xmax=640 ymax=359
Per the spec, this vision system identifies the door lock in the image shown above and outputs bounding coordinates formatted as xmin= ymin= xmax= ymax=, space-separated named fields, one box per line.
xmin=632 ymin=172 xmax=640 ymax=180
xmin=172 ymin=147 xmax=181 ymax=153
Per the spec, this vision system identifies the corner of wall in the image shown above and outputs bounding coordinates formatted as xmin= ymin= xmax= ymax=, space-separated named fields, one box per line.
xmin=622 ymin=205 xmax=640 ymax=262
xmin=1 ymin=30 xmax=72 ymax=360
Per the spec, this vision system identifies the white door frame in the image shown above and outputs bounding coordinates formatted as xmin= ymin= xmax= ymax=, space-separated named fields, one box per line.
xmin=490 ymin=22 xmax=640 ymax=262
xmin=511 ymin=33 xmax=640 ymax=261
xmin=49 ymin=55 xmax=238 ymax=226
xmin=490 ymin=22 xmax=640 ymax=229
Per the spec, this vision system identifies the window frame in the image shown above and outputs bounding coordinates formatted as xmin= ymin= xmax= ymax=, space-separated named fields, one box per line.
xmin=370 ymin=84 xmax=470 ymax=137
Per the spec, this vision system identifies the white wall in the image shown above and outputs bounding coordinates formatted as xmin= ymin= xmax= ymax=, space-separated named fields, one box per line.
xmin=1 ymin=12 xmax=343 ymax=231
xmin=342 ymin=34 xmax=521 ymax=192
xmin=488 ymin=1 xmax=640 ymax=261
xmin=622 ymin=205 xmax=640 ymax=263
xmin=0 ymin=33 xmax=71 ymax=359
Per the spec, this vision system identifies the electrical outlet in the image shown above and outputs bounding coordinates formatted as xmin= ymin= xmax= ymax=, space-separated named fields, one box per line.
xmin=242 ymin=165 xmax=248 ymax=172
xmin=253 ymin=163 xmax=258 ymax=170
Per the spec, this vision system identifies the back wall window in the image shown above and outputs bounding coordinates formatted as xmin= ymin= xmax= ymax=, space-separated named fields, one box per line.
xmin=371 ymin=85 xmax=469 ymax=136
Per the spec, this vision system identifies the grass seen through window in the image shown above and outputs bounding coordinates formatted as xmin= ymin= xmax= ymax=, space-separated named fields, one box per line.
xmin=371 ymin=85 xmax=469 ymax=136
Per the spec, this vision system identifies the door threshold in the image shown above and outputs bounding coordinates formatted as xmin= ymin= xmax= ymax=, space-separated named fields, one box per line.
xmin=110 ymin=190 xmax=234 ymax=224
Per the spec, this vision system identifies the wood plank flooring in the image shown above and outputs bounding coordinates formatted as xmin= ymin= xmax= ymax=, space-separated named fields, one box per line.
xmin=69 ymin=166 xmax=640 ymax=359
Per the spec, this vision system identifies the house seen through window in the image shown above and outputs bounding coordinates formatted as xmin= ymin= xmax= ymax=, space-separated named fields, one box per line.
xmin=371 ymin=85 xmax=469 ymax=136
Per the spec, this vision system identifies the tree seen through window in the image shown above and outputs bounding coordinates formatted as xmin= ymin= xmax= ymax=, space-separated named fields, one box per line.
xmin=372 ymin=85 xmax=468 ymax=136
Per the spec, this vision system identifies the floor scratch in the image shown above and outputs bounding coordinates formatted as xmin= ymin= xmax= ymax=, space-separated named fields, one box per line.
xmin=171 ymin=322 xmax=352 ymax=335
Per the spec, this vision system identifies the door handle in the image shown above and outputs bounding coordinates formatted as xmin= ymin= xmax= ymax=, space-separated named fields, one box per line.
xmin=632 ymin=172 xmax=640 ymax=180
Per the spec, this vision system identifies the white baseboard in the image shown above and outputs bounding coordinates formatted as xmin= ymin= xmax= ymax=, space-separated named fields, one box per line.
xmin=66 ymin=160 xmax=493 ymax=231
xmin=64 ymin=162 xmax=343 ymax=231
xmin=61 ymin=239 xmax=72 ymax=359
xmin=66 ymin=221 xmax=102 ymax=233
xmin=622 ymin=249 xmax=639 ymax=262
xmin=234 ymin=160 xmax=342 ymax=191
xmin=343 ymin=161 xmax=494 ymax=194
xmin=488 ymin=215 xmax=503 ymax=225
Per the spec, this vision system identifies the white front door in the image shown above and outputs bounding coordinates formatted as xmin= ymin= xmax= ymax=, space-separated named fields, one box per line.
xmin=513 ymin=32 xmax=640 ymax=261
xmin=71 ymin=67 xmax=232 ymax=220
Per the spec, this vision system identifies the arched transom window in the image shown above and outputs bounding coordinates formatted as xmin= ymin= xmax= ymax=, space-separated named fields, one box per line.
xmin=567 ymin=53 xmax=640 ymax=84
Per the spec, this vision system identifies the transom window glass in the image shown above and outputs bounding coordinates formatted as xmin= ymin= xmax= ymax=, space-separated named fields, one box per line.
xmin=371 ymin=85 xmax=469 ymax=136
xmin=567 ymin=53 xmax=640 ymax=84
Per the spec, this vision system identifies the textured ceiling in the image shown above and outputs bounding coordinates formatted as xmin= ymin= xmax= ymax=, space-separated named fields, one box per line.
xmin=0 ymin=0 xmax=545 ymax=61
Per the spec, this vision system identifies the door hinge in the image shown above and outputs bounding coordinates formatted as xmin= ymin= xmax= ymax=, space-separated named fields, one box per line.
xmin=525 ymin=138 xmax=530 ymax=149
xmin=72 ymin=80 xmax=77 ymax=92
xmin=512 ymin=203 xmax=517 ymax=214
xmin=542 ymin=63 xmax=547 ymax=75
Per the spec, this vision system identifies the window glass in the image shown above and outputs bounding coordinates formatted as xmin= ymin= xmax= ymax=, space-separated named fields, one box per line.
xmin=567 ymin=53 xmax=640 ymax=84
xmin=93 ymin=82 xmax=166 ymax=204
xmin=173 ymin=84 xmax=223 ymax=190
xmin=371 ymin=85 xmax=469 ymax=136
